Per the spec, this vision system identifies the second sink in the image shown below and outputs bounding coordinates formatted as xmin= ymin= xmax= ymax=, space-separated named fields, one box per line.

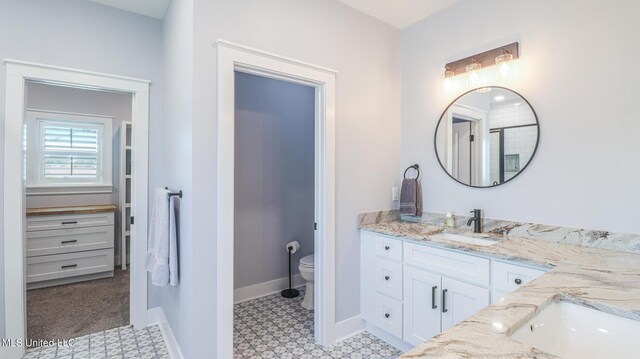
xmin=438 ymin=233 xmax=500 ymax=246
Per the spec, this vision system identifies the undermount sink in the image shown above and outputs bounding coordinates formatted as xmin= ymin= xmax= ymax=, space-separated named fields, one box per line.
xmin=510 ymin=300 xmax=640 ymax=359
xmin=439 ymin=233 xmax=500 ymax=246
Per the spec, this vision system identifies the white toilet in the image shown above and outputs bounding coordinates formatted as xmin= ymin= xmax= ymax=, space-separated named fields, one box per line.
xmin=298 ymin=254 xmax=314 ymax=310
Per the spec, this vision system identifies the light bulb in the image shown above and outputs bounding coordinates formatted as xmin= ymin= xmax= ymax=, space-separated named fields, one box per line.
xmin=466 ymin=62 xmax=482 ymax=88
xmin=495 ymin=51 xmax=514 ymax=80
xmin=442 ymin=67 xmax=456 ymax=93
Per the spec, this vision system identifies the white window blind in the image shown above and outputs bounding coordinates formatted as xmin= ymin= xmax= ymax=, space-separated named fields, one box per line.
xmin=39 ymin=121 xmax=104 ymax=182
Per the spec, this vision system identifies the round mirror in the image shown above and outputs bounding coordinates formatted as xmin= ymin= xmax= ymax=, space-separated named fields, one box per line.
xmin=434 ymin=87 xmax=539 ymax=187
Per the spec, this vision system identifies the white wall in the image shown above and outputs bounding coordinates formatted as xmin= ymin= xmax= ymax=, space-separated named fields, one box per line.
xmin=149 ymin=0 xmax=194 ymax=357
xmin=402 ymin=0 xmax=640 ymax=234
xmin=0 ymin=0 xmax=163 ymax=337
xmin=189 ymin=0 xmax=401 ymax=356
xmin=234 ymin=72 xmax=315 ymax=289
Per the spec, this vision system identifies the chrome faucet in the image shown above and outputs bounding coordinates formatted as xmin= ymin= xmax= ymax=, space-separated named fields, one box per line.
xmin=467 ymin=209 xmax=482 ymax=233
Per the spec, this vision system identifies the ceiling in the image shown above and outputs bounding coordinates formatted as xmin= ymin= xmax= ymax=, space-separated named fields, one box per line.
xmin=90 ymin=0 xmax=170 ymax=19
xmin=336 ymin=0 xmax=459 ymax=29
xmin=88 ymin=0 xmax=457 ymax=27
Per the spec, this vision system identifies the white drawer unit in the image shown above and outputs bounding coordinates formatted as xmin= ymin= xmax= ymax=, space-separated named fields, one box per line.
xmin=404 ymin=241 xmax=490 ymax=287
xmin=491 ymin=261 xmax=545 ymax=293
xmin=26 ymin=212 xmax=115 ymax=232
xmin=26 ymin=205 xmax=116 ymax=288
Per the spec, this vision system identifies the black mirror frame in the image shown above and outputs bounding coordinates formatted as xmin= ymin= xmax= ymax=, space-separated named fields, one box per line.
xmin=434 ymin=86 xmax=540 ymax=188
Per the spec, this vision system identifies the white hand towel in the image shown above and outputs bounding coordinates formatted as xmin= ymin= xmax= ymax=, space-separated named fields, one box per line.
xmin=146 ymin=188 xmax=179 ymax=286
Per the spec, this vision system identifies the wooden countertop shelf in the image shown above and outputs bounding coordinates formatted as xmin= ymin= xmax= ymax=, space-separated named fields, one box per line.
xmin=26 ymin=204 xmax=117 ymax=217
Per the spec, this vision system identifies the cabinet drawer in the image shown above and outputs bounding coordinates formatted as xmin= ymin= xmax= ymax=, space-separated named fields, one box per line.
xmin=373 ymin=258 xmax=402 ymax=300
xmin=27 ymin=249 xmax=114 ymax=283
xmin=404 ymin=242 xmax=490 ymax=286
xmin=491 ymin=261 xmax=545 ymax=293
xmin=374 ymin=235 xmax=402 ymax=262
xmin=369 ymin=293 xmax=403 ymax=338
xmin=27 ymin=226 xmax=114 ymax=257
xmin=26 ymin=212 xmax=114 ymax=232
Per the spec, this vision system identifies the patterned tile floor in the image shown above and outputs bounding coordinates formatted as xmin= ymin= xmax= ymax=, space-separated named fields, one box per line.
xmin=23 ymin=325 xmax=169 ymax=359
xmin=234 ymin=287 xmax=402 ymax=358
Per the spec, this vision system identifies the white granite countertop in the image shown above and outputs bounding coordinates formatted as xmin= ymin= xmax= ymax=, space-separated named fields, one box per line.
xmin=360 ymin=221 xmax=640 ymax=358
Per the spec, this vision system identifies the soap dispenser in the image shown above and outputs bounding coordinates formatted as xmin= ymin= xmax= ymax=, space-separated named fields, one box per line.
xmin=444 ymin=211 xmax=455 ymax=232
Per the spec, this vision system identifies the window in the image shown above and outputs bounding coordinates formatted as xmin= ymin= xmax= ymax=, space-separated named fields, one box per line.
xmin=26 ymin=110 xmax=113 ymax=193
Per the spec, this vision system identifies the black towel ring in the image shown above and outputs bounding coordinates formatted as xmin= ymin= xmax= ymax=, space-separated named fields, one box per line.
xmin=404 ymin=164 xmax=420 ymax=179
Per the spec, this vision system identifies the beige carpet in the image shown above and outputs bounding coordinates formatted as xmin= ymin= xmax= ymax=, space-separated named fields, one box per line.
xmin=27 ymin=269 xmax=129 ymax=341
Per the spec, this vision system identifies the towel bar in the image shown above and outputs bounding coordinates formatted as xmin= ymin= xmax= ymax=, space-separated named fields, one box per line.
xmin=165 ymin=187 xmax=183 ymax=198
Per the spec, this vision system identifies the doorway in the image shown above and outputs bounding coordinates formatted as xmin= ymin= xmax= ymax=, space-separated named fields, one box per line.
xmin=2 ymin=61 xmax=150 ymax=359
xmin=217 ymin=41 xmax=337 ymax=358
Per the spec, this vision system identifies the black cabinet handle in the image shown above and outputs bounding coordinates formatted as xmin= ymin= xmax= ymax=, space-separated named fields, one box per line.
xmin=515 ymin=278 xmax=522 ymax=285
xmin=61 ymin=240 xmax=78 ymax=244
xmin=442 ymin=289 xmax=448 ymax=313
xmin=384 ymin=245 xmax=390 ymax=251
xmin=384 ymin=275 xmax=390 ymax=281
xmin=61 ymin=264 xmax=77 ymax=269
xmin=61 ymin=221 xmax=78 ymax=225
xmin=384 ymin=313 xmax=390 ymax=318
xmin=432 ymin=286 xmax=438 ymax=309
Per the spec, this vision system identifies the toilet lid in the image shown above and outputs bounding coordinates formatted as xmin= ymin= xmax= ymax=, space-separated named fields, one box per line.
xmin=300 ymin=254 xmax=314 ymax=267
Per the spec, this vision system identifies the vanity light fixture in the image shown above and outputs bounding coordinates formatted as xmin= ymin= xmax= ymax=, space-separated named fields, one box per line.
xmin=494 ymin=95 xmax=505 ymax=101
xmin=443 ymin=42 xmax=519 ymax=92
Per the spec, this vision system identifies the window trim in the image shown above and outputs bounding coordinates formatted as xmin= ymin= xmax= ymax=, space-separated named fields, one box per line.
xmin=25 ymin=110 xmax=113 ymax=195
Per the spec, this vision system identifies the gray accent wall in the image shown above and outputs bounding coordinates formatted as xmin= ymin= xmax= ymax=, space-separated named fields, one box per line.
xmin=0 ymin=0 xmax=163 ymax=337
xmin=234 ymin=72 xmax=315 ymax=289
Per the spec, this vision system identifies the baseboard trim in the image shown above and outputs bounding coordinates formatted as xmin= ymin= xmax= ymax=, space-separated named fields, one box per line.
xmin=234 ymin=274 xmax=305 ymax=304
xmin=364 ymin=322 xmax=414 ymax=353
xmin=334 ymin=315 xmax=364 ymax=342
xmin=148 ymin=307 xmax=184 ymax=359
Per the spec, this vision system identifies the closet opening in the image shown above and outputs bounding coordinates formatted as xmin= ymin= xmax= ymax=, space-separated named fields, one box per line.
xmin=23 ymin=82 xmax=133 ymax=343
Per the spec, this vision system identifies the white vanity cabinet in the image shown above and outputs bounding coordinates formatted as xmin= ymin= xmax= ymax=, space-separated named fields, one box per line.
xmin=402 ymin=244 xmax=489 ymax=346
xmin=360 ymin=229 xmax=546 ymax=349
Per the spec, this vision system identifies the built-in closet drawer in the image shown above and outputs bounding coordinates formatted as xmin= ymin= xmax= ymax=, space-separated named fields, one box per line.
xmin=26 ymin=225 xmax=114 ymax=257
xmin=373 ymin=258 xmax=403 ymax=300
xmin=491 ymin=261 xmax=545 ymax=293
xmin=369 ymin=293 xmax=403 ymax=338
xmin=26 ymin=212 xmax=114 ymax=232
xmin=374 ymin=235 xmax=402 ymax=262
xmin=26 ymin=249 xmax=114 ymax=283
xmin=403 ymin=242 xmax=490 ymax=286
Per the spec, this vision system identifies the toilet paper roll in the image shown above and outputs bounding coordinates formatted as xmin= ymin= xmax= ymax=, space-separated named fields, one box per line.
xmin=286 ymin=241 xmax=300 ymax=254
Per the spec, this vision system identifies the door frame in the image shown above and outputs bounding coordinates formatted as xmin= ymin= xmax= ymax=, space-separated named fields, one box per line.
xmin=444 ymin=104 xmax=489 ymax=186
xmin=216 ymin=40 xmax=337 ymax=358
xmin=2 ymin=60 xmax=150 ymax=358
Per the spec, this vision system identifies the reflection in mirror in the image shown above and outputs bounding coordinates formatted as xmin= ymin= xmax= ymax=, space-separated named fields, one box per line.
xmin=435 ymin=87 xmax=539 ymax=187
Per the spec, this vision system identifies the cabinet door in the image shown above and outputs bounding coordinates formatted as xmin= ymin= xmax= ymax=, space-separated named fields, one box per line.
xmin=403 ymin=266 xmax=441 ymax=346
xmin=441 ymin=277 xmax=489 ymax=331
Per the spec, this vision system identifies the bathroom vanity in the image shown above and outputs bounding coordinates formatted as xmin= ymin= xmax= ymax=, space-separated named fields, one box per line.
xmin=359 ymin=220 xmax=640 ymax=358
xmin=360 ymin=227 xmax=545 ymax=350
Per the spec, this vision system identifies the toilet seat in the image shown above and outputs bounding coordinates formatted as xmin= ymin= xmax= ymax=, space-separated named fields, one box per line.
xmin=299 ymin=254 xmax=314 ymax=268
